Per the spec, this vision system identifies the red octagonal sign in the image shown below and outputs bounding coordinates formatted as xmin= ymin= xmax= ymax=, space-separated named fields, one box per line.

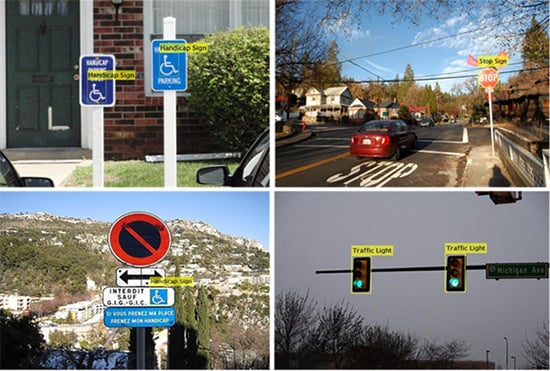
xmin=109 ymin=212 xmax=171 ymax=267
xmin=478 ymin=68 xmax=499 ymax=88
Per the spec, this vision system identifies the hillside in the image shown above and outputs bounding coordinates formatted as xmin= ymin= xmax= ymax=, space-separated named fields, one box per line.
xmin=0 ymin=212 xmax=269 ymax=296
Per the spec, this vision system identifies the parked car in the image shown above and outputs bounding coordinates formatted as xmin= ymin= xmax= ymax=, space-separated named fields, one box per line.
xmin=350 ymin=120 xmax=417 ymax=161
xmin=419 ymin=118 xmax=434 ymax=127
xmin=196 ymin=128 xmax=269 ymax=187
xmin=0 ymin=150 xmax=54 ymax=187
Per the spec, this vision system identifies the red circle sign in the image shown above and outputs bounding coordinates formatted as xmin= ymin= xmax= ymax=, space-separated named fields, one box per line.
xmin=109 ymin=212 xmax=171 ymax=267
xmin=478 ymin=68 xmax=499 ymax=88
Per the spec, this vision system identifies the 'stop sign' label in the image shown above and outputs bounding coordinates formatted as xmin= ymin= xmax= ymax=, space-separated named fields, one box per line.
xmin=152 ymin=39 xmax=187 ymax=91
xmin=109 ymin=212 xmax=171 ymax=267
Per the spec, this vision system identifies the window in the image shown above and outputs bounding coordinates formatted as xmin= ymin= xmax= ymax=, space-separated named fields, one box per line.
xmin=143 ymin=0 xmax=269 ymax=95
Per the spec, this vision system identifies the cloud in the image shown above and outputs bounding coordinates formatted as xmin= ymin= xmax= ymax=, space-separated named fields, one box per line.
xmin=364 ymin=59 xmax=394 ymax=74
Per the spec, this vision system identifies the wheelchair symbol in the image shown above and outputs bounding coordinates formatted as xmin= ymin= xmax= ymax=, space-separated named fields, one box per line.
xmin=151 ymin=289 xmax=166 ymax=305
xmin=160 ymin=55 xmax=179 ymax=76
xmin=89 ymin=83 xmax=106 ymax=103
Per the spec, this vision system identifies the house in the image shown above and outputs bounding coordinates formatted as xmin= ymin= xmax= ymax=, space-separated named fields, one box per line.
xmin=348 ymin=98 xmax=377 ymax=123
xmin=0 ymin=0 xmax=269 ymax=159
xmin=303 ymin=86 xmax=353 ymax=122
xmin=402 ymin=103 xmax=429 ymax=120
xmin=373 ymin=99 xmax=401 ymax=119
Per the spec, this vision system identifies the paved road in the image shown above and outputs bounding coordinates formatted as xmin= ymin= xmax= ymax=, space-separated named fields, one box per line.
xmin=276 ymin=123 xmax=486 ymax=187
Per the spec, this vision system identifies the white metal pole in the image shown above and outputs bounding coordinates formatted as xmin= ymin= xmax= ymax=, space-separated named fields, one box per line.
xmin=488 ymin=87 xmax=495 ymax=157
xmin=163 ymin=16 xmax=177 ymax=187
xmin=92 ymin=107 xmax=104 ymax=187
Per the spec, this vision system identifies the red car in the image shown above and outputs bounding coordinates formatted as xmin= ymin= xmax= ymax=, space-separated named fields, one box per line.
xmin=350 ymin=119 xmax=417 ymax=161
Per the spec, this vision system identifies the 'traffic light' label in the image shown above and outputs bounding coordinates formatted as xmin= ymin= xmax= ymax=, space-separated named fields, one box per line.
xmin=445 ymin=242 xmax=487 ymax=255
xmin=352 ymin=245 xmax=394 ymax=256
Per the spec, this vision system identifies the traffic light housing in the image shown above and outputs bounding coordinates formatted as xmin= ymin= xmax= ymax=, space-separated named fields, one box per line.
xmin=352 ymin=257 xmax=371 ymax=293
xmin=446 ymin=255 xmax=466 ymax=292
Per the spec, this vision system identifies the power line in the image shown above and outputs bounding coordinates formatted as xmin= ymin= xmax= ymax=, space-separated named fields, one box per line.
xmin=338 ymin=14 xmax=533 ymax=65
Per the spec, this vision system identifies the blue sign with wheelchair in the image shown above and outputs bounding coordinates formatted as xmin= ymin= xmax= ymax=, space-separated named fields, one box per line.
xmin=79 ymin=54 xmax=116 ymax=107
xmin=152 ymin=39 xmax=187 ymax=91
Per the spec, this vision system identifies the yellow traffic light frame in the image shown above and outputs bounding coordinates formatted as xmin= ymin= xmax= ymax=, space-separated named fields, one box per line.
xmin=351 ymin=257 xmax=372 ymax=294
xmin=444 ymin=255 xmax=466 ymax=293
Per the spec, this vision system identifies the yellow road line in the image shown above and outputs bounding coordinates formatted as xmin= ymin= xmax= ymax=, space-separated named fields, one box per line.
xmin=276 ymin=151 xmax=350 ymax=180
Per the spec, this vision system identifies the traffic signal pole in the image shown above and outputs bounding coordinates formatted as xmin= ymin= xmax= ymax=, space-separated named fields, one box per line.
xmin=316 ymin=264 xmax=487 ymax=274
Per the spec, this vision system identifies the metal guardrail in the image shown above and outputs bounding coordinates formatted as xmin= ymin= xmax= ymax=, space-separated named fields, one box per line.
xmin=495 ymin=130 xmax=545 ymax=187
xmin=544 ymin=149 xmax=550 ymax=187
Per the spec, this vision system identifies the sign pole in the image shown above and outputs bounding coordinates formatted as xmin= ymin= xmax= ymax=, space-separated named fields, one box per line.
xmin=92 ymin=107 xmax=104 ymax=187
xmin=137 ymin=327 xmax=145 ymax=369
xmin=488 ymin=87 xmax=495 ymax=157
xmin=163 ymin=16 xmax=177 ymax=187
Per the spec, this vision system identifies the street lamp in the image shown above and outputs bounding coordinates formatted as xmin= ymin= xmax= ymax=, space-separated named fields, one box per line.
xmin=510 ymin=355 xmax=516 ymax=369
xmin=504 ymin=337 xmax=509 ymax=370
xmin=486 ymin=350 xmax=490 ymax=369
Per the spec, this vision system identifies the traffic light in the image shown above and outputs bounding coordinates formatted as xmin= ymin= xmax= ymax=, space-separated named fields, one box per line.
xmin=445 ymin=255 xmax=466 ymax=292
xmin=352 ymin=257 xmax=371 ymax=293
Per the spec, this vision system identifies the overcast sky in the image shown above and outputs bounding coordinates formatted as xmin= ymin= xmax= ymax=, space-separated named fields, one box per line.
xmin=275 ymin=191 xmax=549 ymax=368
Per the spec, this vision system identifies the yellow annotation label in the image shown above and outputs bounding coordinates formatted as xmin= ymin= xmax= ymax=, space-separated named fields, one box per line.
xmin=445 ymin=242 xmax=487 ymax=254
xmin=87 ymin=70 xmax=136 ymax=80
xmin=159 ymin=42 xmax=208 ymax=53
xmin=477 ymin=55 xmax=508 ymax=68
xmin=351 ymin=245 xmax=394 ymax=257
xmin=150 ymin=276 xmax=194 ymax=287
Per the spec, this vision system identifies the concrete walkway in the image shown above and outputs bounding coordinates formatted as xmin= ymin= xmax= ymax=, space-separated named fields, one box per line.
xmin=4 ymin=148 xmax=92 ymax=187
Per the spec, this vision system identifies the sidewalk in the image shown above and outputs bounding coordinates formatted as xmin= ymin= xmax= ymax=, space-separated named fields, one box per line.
xmin=4 ymin=148 xmax=92 ymax=187
xmin=462 ymin=144 xmax=512 ymax=187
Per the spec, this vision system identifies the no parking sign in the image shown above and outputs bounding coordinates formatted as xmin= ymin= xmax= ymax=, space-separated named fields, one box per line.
xmin=108 ymin=212 xmax=171 ymax=267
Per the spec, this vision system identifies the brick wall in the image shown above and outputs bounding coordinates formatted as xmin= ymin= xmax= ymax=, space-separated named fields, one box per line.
xmin=93 ymin=0 xmax=211 ymax=160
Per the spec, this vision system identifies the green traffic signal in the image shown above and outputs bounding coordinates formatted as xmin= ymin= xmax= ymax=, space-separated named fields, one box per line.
xmin=352 ymin=257 xmax=371 ymax=293
xmin=445 ymin=255 xmax=466 ymax=293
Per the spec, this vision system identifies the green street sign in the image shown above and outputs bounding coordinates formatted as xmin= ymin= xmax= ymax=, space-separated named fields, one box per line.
xmin=485 ymin=263 xmax=549 ymax=279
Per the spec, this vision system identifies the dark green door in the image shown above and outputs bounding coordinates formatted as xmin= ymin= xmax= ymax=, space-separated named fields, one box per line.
xmin=6 ymin=0 xmax=80 ymax=147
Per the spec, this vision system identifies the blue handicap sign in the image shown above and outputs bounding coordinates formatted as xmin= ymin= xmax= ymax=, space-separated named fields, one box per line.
xmin=104 ymin=307 xmax=176 ymax=328
xmin=79 ymin=55 xmax=116 ymax=107
xmin=150 ymin=288 xmax=168 ymax=305
xmin=152 ymin=39 xmax=187 ymax=91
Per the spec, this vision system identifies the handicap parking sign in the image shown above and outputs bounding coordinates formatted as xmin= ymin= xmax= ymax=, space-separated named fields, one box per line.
xmin=152 ymin=39 xmax=187 ymax=91
xmin=150 ymin=288 xmax=168 ymax=305
xmin=79 ymin=55 xmax=116 ymax=107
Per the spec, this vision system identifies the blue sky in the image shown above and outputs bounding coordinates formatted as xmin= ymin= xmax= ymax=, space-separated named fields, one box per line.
xmin=0 ymin=191 xmax=270 ymax=250
xmin=330 ymin=8 xmax=528 ymax=92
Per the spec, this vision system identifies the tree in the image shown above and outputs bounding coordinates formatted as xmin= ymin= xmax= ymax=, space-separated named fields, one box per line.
xmin=397 ymin=64 xmax=416 ymax=104
xmin=417 ymin=338 xmax=471 ymax=368
xmin=195 ymin=286 xmax=210 ymax=369
xmin=315 ymin=300 xmax=364 ymax=369
xmin=351 ymin=323 xmax=418 ymax=369
xmin=187 ymin=27 xmax=269 ymax=153
xmin=522 ymin=322 xmax=549 ymax=369
xmin=48 ymin=329 xmax=78 ymax=349
xmin=128 ymin=327 xmax=157 ymax=369
xmin=275 ymin=290 xmax=318 ymax=368
xmin=0 ymin=310 xmax=45 ymax=369
xmin=520 ymin=16 xmax=549 ymax=79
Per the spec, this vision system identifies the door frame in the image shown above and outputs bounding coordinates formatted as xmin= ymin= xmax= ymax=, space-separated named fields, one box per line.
xmin=0 ymin=0 xmax=94 ymax=149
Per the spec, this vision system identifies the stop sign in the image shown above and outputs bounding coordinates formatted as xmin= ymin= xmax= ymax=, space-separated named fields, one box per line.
xmin=478 ymin=68 xmax=499 ymax=88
